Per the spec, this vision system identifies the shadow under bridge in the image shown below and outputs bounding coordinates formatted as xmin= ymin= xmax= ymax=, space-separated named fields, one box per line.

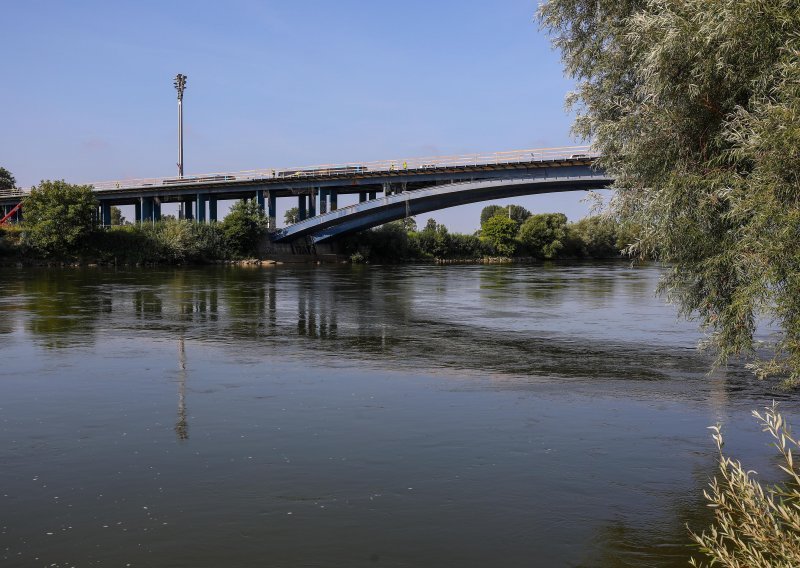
xmin=271 ymin=164 xmax=613 ymax=244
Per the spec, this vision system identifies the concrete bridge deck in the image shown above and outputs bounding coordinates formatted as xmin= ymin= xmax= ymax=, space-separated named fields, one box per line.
xmin=0 ymin=145 xmax=610 ymax=238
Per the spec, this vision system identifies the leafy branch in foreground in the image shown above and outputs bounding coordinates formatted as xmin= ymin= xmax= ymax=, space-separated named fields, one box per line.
xmin=690 ymin=403 xmax=800 ymax=567
xmin=539 ymin=0 xmax=800 ymax=385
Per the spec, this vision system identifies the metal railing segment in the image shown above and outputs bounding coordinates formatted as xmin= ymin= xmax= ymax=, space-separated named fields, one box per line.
xmin=84 ymin=145 xmax=597 ymax=191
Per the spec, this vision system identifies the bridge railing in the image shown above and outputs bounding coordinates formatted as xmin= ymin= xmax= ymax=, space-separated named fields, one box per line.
xmin=86 ymin=145 xmax=597 ymax=191
xmin=0 ymin=188 xmax=26 ymax=199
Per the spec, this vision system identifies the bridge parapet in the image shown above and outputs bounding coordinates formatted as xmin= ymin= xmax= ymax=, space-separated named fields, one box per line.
xmin=85 ymin=145 xmax=597 ymax=191
xmin=0 ymin=188 xmax=26 ymax=199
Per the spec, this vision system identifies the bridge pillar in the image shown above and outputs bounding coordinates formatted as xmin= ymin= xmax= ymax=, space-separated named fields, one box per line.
xmin=267 ymin=191 xmax=276 ymax=230
xmin=368 ymin=191 xmax=377 ymax=200
xmin=298 ymin=195 xmax=307 ymax=221
xmin=208 ymin=197 xmax=218 ymax=222
xmin=196 ymin=194 xmax=206 ymax=223
xmin=319 ymin=189 xmax=328 ymax=215
xmin=135 ymin=201 xmax=142 ymax=223
xmin=308 ymin=191 xmax=316 ymax=218
xmin=359 ymin=192 xmax=367 ymax=203
xmin=183 ymin=199 xmax=194 ymax=221
xmin=141 ymin=197 xmax=156 ymax=223
xmin=100 ymin=202 xmax=112 ymax=227
xmin=256 ymin=189 xmax=266 ymax=212
xmin=153 ymin=199 xmax=162 ymax=222
xmin=329 ymin=190 xmax=338 ymax=211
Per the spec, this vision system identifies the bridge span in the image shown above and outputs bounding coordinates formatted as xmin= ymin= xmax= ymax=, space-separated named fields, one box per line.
xmin=0 ymin=146 xmax=611 ymax=239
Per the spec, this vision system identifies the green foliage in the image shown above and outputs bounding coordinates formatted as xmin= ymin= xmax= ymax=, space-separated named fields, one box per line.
xmin=221 ymin=199 xmax=268 ymax=258
xmin=480 ymin=214 xmax=518 ymax=257
xmin=540 ymin=0 xmax=800 ymax=384
xmin=480 ymin=204 xmax=532 ymax=229
xmin=518 ymin=213 xmax=568 ymax=259
xmin=0 ymin=225 xmax=24 ymax=257
xmin=91 ymin=220 xmax=227 ymax=264
xmin=419 ymin=219 xmax=452 ymax=259
xmin=0 ymin=167 xmax=15 ymax=190
xmin=284 ymin=207 xmax=299 ymax=225
xmin=22 ymin=180 xmax=98 ymax=257
xmin=567 ymin=215 xmax=620 ymax=259
xmin=689 ymin=403 xmax=800 ymax=567
xmin=110 ymin=206 xmax=125 ymax=226
xmin=480 ymin=205 xmax=505 ymax=226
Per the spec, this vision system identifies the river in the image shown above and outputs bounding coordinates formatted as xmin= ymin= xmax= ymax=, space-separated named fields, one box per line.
xmin=0 ymin=263 xmax=794 ymax=567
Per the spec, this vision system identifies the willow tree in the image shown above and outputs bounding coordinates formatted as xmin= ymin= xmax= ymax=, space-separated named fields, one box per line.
xmin=539 ymin=0 xmax=800 ymax=385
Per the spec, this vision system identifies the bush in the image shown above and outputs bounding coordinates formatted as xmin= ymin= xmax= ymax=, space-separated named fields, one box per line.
xmin=0 ymin=225 xmax=23 ymax=257
xmin=567 ymin=215 xmax=621 ymax=258
xmin=222 ymin=199 xmax=268 ymax=258
xmin=22 ymin=180 xmax=98 ymax=258
xmin=481 ymin=214 xmax=518 ymax=257
xmin=518 ymin=213 xmax=569 ymax=259
xmin=690 ymin=403 xmax=800 ymax=567
xmin=90 ymin=220 xmax=228 ymax=264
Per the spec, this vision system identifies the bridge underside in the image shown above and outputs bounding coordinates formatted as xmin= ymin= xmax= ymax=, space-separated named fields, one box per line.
xmin=272 ymin=167 xmax=612 ymax=243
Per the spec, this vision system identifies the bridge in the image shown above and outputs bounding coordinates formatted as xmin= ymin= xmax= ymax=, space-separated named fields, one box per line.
xmin=0 ymin=145 xmax=612 ymax=242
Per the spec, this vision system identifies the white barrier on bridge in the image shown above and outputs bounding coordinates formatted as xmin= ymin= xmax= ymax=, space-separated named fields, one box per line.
xmin=83 ymin=145 xmax=597 ymax=191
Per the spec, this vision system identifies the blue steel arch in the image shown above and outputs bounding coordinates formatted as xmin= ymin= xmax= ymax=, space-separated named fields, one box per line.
xmin=272 ymin=165 xmax=612 ymax=243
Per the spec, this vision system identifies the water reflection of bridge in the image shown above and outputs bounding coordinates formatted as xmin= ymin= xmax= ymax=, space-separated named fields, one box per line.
xmin=0 ymin=266 xmax=759 ymax=394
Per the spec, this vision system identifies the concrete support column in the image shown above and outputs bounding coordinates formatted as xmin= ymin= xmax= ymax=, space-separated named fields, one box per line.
xmin=267 ymin=191 xmax=277 ymax=230
xmin=298 ymin=195 xmax=307 ymax=221
xmin=256 ymin=189 xmax=266 ymax=212
xmin=208 ymin=197 xmax=218 ymax=222
xmin=368 ymin=191 xmax=377 ymax=200
xmin=101 ymin=202 xmax=112 ymax=226
xmin=308 ymin=191 xmax=316 ymax=218
xmin=359 ymin=192 xmax=367 ymax=203
xmin=141 ymin=197 xmax=155 ymax=223
xmin=330 ymin=190 xmax=338 ymax=211
xmin=319 ymin=189 xmax=328 ymax=215
xmin=135 ymin=201 xmax=142 ymax=223
xmin=183 ymin=199 xmax=194 ymax=220
xmin=196 ymin=194 xmax=206 ymax=223
xmin=153 ymin=199 xmax=162 ymax=222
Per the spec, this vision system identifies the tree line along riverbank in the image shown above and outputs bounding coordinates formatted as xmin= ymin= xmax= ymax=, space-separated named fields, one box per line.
xmin=0 ymin=180 xmax=627 ymax=265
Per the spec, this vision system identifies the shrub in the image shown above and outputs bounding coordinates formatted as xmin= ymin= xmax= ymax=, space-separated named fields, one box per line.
xmin=222 ymin=199 xmax=268 ymax=258
xmin=690 ymin=403 xmax=800 ymax=567
xmin=481 ymin=214 xmax=518 ymax=257
xmin=568 ymin=215 xmax=621 ymax=258
xmin=518 ymin=213 xmax=569 ymax=259
xmin=22 ymin=180 xmax=98 ymax=257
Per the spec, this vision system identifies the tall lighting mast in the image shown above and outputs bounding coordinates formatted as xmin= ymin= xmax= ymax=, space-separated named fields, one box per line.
xmin=174 ymin=74 xmax=187 ymax=178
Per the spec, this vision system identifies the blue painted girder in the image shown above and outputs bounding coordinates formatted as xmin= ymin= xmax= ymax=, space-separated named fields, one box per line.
xmin=272 ymin=165 xmax=612 ymax=243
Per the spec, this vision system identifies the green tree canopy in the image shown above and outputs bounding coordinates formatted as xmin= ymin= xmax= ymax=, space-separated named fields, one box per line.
xmin=480 ymin=204 xmax=532 ymax=228
xmin=419 ymin=219 xmax=451 ymax=259
xmin=222 ymin=199 xmax=268 ymax=258
xmin=480 ymin=205 xmax=505 ymax=226
xmin=568 ymin=215 xmax=619 ymax=259
xmin=110 ymin=206 xmax=125 ymax=226
xmin=284 ymin=207 xmax=299 ymax=225
xmin=0 ymin=167 xmax=15 ymax=191
xmin=518 ymin=213 xmax=568 ymax=259
xmin=23 ymin=180 xmax=98 ymax=257
xmin=540 ymin=0 xmax=800 ymax=385
xmin=481 ymin=214 xmax=518 ymax=257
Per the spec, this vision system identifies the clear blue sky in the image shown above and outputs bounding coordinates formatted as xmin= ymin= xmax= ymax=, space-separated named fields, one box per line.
xmin=2 ymin=0 xmax=600 ymax=231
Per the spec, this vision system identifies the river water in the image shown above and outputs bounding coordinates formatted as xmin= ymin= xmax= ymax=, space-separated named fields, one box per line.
xmin=0 ymin=263 xmax=795 ymax=567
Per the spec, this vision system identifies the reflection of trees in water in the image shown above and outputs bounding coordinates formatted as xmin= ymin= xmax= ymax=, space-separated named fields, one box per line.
xmin=578 ymin=463 xmax=714 ymax=568
xmin=7 ymin=266 xmax=771 ymax=395
xmin=175 ymin=337 xmax=188 ymax=441
xmin=22 ymin=270 xmax=109 ymax=349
